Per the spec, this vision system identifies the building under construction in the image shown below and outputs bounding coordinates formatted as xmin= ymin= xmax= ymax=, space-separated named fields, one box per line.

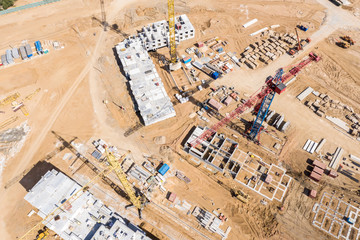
xmin=115 ymin=14 xmax=195 ymax=126
xmin=24 ymin=169 xmax=151 ymax=240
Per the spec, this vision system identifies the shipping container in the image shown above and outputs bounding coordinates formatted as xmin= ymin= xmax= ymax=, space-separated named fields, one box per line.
xmin=6 ymin=49 xmax=14 ymax=64
xmin=224 ymin=96 xmax=232 ymax=106
xmin=211 ymin=71 xmax=219 ymax=79
xmin=158 ymin=163 xmax=170 ymax=176
xmin=182 ymin=56 xmax=191 ymax=64
xmin=12 ymin=48 xmax=20 ymax=59
xmin=309 ymin=189 xmax=317 ymax=198
xmin=34 ymin=41 xmax=43 ymax=54
xmin=25 ymin=44 xmax=33 ymax=58
xmin=19 ymin=46 xmax=28 ymax=60
xmin=313 ymin=159 xmax=326 ymax=169
xmin=1 ymin=55 xmax=8 ymax=65
xmin=310 ymin=171 xmax=321 ymax=181
xmin=313 ymin=166 xmax=324 ymax=175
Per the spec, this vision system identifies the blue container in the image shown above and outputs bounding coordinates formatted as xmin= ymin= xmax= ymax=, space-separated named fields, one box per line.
xmin=35 ymin=40 xmax=43 ymax=54
xmin=158 ymin=163 xmax=170 ymax=176
xmin=211 ymin=72 xmax=219 ymax=79
xmin=183 ymin=57 xmax=192 ymax=64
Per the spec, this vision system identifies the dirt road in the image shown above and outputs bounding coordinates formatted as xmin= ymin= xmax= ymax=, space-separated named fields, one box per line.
xmin=6 ymin=0 xmax=138 ymax=180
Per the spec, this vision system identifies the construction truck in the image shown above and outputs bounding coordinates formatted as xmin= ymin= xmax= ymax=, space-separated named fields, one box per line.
xmin=35 ymin=227 xmax=49 ymax=240
xmin=300 ymin=38 xmax=311 ymax=48
xmin=289 ymin=38 xmax=311 ymax=55
xmin=341 ymin=36 xmax=355 ymax=45
xmin=231 ymin=189 xmax=249 ymax=203
xmin=297 ymin=25 xmax=308 ymax=32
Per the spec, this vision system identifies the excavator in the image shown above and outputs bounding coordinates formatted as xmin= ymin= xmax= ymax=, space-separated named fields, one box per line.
xmin=231 ymin=189 xmax=249 ymax=203
xmin=341 ymin=35 xmax=355 ymax=45
xmin=336 ymin=40 xmax=350 ymax=49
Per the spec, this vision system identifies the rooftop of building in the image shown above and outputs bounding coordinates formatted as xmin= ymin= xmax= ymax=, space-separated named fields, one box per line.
xmin=116 ymin=38 xmax=176 ymax=126
xmin=24 ymin=169 xmax=151 ymax=240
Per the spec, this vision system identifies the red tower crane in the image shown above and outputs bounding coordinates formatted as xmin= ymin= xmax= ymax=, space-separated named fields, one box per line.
xmin=189 ymin=52 xmax=320 ymax=148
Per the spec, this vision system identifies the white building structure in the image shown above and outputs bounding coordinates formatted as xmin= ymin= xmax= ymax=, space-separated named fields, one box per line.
xmin=115 ymin=14 xmax=195 ymax=125
xmin=24 ymin=169 xmax=151 ymax=240
xmin=137 ymin=14 xmax=195 ymax=51
xmin=116 ymin=38 xmax=176 ymax=125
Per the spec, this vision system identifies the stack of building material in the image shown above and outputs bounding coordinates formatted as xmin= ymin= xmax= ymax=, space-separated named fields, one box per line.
xmin=91 ymin=150 xmax=102 ymax=160
xmin=329 ymin=147 xmax=344 ymax=169
xmin=350 ymin=154 xmax=360 ymax=166
xmin=325 ymin=116 xmax=350 ymax=132
xmin=315 ymin=138 xmax=326 ymax=153
xmin=129 ymin=165 xmax=151 ymax=182
xmin=243 ymin=19 xmax=258 ymax=28
xmin=297 ymin=87 xmax=314 ymax=101
xmin=143 ymin=161 xmax=156 ymax=174
xmin=175 ymin=170 xmax=191 ymax=183
xmin=303 ymin=139 xmax=318 ymax=154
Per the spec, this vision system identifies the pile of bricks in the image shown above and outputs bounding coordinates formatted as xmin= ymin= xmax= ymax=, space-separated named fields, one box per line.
xmin=239 ymin=32 xmax=298 ymax=69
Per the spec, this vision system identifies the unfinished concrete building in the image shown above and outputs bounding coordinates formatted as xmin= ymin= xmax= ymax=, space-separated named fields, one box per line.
xmin=115 ymin=14 xmax=195 ymax=125
xmin=116 ymin=38 xmax=176 ymax=126
xmin=184 ymin=126 xmax=241 ymax=175
xmin=24 ymin=169 xmax=151 ymax=240
xmin=184 ymin=126 xmax=292 ymax=202
xmin=137 ymin=14 xmax=195 ymax=51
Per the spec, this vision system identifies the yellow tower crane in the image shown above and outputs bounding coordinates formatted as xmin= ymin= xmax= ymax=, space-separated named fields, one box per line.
xmin=168 ymin=0 xmax=176 ymax=64
xmin=104 ymin=146 xmax=148 ymax=219
xmin=19 ymin=152 xmax=128 ymax=240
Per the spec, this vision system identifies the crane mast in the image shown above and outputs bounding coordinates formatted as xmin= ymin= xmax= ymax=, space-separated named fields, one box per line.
xmin=168 ymin=0 xmax=177 ymax=64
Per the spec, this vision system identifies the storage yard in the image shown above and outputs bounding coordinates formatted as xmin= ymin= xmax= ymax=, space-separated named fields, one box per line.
xmin=1 ymin=0 xmax=360 ymax=239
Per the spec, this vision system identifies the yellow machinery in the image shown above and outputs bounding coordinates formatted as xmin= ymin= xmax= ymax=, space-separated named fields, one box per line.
xmin=35 ymin=227 xmax=49 ymax=240
xmin=104 ymin=147 xmax=147 ymax=219
xmin=336 ymin=41 xmax=350 ymax=49
xmin=25 ymin=88 xmax=41 ymax=101
xmin=0 ymin=116 xmax=19 ymax=130
xmin=167 ymin=0 xmax=176 ymax=64
xmin=0 ymin=92 xmax=20 ymax=106
xmin=18 ymin=153 xmax=128 ymax=240
xmin=232 ymin=189 xmax=249 ymax=204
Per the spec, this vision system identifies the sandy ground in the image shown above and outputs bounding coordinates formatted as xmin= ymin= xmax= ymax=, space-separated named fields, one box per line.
xmin=0 ymin=0 xmax=360 ymax=239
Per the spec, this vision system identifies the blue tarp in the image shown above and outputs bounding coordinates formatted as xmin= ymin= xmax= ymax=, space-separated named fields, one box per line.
xmin=158 ymin=163 xmax=170 ymax=176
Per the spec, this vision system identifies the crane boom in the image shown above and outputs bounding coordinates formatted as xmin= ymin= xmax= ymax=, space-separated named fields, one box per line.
xmin=104 ymin=148 xmax=145 ymax=218
xmin=167 ymin=0 xmax=177 ymax=64
xmin=190 ymin=52 xmax=320 ymax=148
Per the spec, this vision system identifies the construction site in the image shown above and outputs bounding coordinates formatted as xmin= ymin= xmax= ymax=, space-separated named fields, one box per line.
xmin=0 ymin=0 xmax=360 ymax=239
